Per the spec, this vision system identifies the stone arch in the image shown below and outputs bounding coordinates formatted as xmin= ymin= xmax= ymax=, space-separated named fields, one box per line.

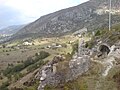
xmin=98 ymin=43 xmax=111 ymax=56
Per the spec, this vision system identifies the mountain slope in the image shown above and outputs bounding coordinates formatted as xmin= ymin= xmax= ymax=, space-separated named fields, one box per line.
xmin=13 ymin=0 xmax=120 ymax=39
xmin=0 ymin=25 xmax=25 ymax=35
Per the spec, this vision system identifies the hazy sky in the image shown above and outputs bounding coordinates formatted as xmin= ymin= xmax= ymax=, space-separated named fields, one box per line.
xmin=0 ymin=0 xmax=89 ymax=29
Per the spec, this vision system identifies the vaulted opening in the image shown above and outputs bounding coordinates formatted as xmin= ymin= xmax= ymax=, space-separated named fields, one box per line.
xmin=98 ymin=44 xmax=110 ymax=57
xmin=99 ymin=45 xmax=110 ymax=54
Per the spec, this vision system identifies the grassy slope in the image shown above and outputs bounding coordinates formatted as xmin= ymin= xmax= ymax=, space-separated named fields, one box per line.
xmin=0 ymin=35 xmax=76 ymax=89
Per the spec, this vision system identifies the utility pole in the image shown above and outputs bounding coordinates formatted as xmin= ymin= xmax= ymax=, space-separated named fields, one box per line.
xmin=109 ymin=0 xmax=112 ymax=31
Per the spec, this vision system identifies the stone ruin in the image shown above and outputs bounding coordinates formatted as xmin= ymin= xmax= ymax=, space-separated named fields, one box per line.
xmin=37 ymin=39 xmax=91 ymax=90
xmin=36 ymin=38 xmax=120 ymax=90
xmin=66 ymin=54 xmax=90 ymax=82
xmin=78 ymin=39 xmax=90 ymax=56
xmin=97 ymin=43 xmax=111 ymax=58
xmin=96 ymin=42 xmax=120 ymax=60
xmin=91 ymin=41 xmax=120 ymax=76
xmin=37 ymin=55 xmax=65 ymax=90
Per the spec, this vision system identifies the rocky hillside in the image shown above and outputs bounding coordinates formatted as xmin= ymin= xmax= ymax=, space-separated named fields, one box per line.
xmin=36 ymin=22 xmax=120 ymax=90
xmin=12 ymin=0 xmax=120 ymax=39
xmin=0 ymin=25 xmax=25 ymax=36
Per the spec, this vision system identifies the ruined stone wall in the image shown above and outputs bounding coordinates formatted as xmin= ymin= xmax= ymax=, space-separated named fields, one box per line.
xmin=37 ymin=40 xmax=91 ymax=90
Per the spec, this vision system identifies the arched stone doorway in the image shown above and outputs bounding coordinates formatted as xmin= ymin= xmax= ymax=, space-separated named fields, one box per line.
xmin=97 ymin=44 xmax=111 ymax=57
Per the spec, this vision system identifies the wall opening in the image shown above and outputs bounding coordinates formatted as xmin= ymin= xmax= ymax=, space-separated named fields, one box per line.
xmin=98 ymin=44 xmax=110 ymax=57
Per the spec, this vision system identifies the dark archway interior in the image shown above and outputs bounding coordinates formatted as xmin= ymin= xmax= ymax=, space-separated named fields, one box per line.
xmin=99 ymin=45 xmax=110 ymax=55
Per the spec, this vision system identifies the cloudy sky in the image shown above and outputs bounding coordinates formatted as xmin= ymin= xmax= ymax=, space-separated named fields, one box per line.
xmin=0 ymin=0 xmax=89 ymax=29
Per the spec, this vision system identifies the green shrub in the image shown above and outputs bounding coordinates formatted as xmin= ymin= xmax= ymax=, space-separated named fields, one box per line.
xmin=0 ymin=82 xmax=9 ymax=90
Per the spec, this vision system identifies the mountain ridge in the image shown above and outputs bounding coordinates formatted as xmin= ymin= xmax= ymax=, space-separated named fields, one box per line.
xmin=12 ymin=0 xmax=120 ymax=39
